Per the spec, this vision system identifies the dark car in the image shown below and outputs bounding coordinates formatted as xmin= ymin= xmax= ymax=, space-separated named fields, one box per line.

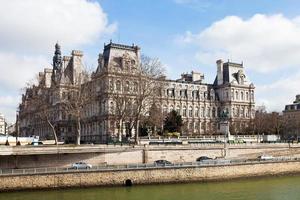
xmin=196 ymin=156 xmax=213 ymax=162
xmin=154 ymin=160 xmax=172 ymax=166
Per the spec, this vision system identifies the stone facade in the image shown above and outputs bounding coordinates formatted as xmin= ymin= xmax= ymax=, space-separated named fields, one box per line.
xmin=18 ymin=42 xmax=255 ymax=143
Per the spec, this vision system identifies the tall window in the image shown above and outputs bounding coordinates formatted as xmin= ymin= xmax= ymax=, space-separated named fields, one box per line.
xmin=235 ymin=91 xmax=239 ymax=100
xmin=201 ymin=107 xmax=204 ymax=117
xmin=212 ymin=107 xmax=216 ymax=118
xmin=116 ymin=80 xmax=121 ymax=91
xmin=124 ymin=81 xmax=130 ymax=92
xmin=110 ymin=102 xmax=114 ymax=114
xmin=183 ymin=106 xmax=187 ymax=117
xmin=195 ymin=107 xmax=199 ymax=117
xmin=241 ymin=92 xmax=244 ymax=100
xmin=206 ymin=107 xmax=210 ymax=117
xmin=133 ymin=82 xmax=138 ymax=92
xmin=241 ymin=107 xmax=244 ymax=117
xmin=189 ymin=106 xmax=193 ymax=117
xmin=176 ymin=106 xmax=180 ymax=114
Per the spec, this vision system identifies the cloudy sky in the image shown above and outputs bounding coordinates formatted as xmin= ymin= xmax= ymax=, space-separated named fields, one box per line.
xmin=1 ymin=0 xmax=300 ymax=122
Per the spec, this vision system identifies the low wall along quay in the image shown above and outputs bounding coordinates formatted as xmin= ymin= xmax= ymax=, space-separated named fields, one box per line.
xmin=1 ymin=159 xmax=300 ymax=191
xmin=1 ymin=143 xmax=300 ymax=169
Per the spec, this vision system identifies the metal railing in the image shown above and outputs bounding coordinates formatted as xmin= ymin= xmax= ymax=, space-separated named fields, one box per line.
xmin=1 ymin=157 xmax=299 ymax=176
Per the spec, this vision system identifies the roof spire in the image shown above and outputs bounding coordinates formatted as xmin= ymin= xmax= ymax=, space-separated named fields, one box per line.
xmin=53 ymin=42 xmax=62 ymax=70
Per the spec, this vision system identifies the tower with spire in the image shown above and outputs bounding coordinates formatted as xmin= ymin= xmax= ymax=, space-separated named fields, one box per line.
xmin=52 ymin=43 xmax=62 ymax=84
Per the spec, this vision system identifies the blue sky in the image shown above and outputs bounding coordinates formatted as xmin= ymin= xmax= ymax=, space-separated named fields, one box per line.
xmin=1 ymin=0 xmax=300 ymax=122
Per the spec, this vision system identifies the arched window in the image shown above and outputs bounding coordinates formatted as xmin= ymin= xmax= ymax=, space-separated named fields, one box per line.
xmin=116 ymin=80 xmax=121 ymax=91
xmin=246 ymin=92 xmax=249 ymax=101
xmin=124 ymin=81 xmax=130 ymax=92
xmin=235 ymin=91 xmax=239 ymax=100
xmin=131 ymin=59 xmax=136 ymax=66
xmin=241 ymin=92 xmax=244 ymax=100
xmin=109 ymin=80 xmax=114 ymax=91
xmin=110 ymin=101 xmax=114 ymax=114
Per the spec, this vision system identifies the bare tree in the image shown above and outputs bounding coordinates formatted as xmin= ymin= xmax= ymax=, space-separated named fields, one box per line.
xmin=111 ymin=87 xmax=132 ymax=141
xmin=147 ymin=102 xmax=164 ymax=136
xmin=254 ymin=105 xmax=268 ymax=141
xmin=131 ymin=55 xmax=166 ymax=143
xmin=61 ymin=69 xmax=91 ymax=145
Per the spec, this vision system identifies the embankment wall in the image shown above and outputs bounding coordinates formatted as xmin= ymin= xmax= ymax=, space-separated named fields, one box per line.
xmin=1 ymin=161 xmax=300 ymax=191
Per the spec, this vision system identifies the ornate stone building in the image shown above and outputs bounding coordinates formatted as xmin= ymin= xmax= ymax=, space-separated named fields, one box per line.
xmin=19 ymin=43 xmax=85 ymax=142
xmin=18 ymin=42 xmax=255 ymax=143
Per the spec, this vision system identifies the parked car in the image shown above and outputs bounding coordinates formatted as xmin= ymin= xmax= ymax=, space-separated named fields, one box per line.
xmin=154 ymin=160 xmax=172 ymax=166
xmin=196 ymin=156 xmax=213 ymax=162
xmin=72 ymin=162 xmax=92 ymax=169
xmin=258 ymin=155 xmax=274 ymax=160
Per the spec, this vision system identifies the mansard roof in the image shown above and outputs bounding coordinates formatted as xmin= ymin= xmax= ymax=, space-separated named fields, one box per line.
xmin=104 ymin=41 xmax=140 ymax=52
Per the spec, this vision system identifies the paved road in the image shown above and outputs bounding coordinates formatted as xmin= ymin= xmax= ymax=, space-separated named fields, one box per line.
xmin=1 ymin=157 xmax=299 ymax=176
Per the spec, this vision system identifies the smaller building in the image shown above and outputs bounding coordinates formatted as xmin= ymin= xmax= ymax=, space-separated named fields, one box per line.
xmin=283 ymin=95 xmax=300 ymax=118
xmin=283 ymin=95 xmax=300 ymax=137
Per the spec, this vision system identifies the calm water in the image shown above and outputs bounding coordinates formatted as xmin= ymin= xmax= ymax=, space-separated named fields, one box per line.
xmin=1 ymin=175 xmax=300 ymax=200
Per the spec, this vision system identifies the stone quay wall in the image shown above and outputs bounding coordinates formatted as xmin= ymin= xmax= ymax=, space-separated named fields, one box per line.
xmin=1 ymin=160 xmax=300 ymax=192
xmin=1 ymin=144 xmax=300 ymax=169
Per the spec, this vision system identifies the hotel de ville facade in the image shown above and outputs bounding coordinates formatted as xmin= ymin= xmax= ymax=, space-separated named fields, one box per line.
xmin=18 ymin=41 xmax=255 ymax=144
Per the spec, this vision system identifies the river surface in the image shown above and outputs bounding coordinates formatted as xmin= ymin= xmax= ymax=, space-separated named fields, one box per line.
xmin=1 ymin=175 xmax=300 ymax=200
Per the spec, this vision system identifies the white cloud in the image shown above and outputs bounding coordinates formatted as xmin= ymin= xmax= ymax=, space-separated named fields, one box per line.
xmin=0 ymin=0 xmax=116 ymax=53
xmin=0 ymin=52 xmax=49 ymax=89
xmin=176 ymin=14 xmax=300 ymax=112
xmin=0 ymin=0 xmax=116 ymax=122
xmin=256 ymin=72 xmax=300 ymax=112
xmin=179 ymin=14 xmax=300 ymax=73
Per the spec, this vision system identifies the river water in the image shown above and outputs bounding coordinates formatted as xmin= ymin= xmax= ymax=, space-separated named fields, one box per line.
xmin=1 ymin=175 xmax=300 ymax=200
